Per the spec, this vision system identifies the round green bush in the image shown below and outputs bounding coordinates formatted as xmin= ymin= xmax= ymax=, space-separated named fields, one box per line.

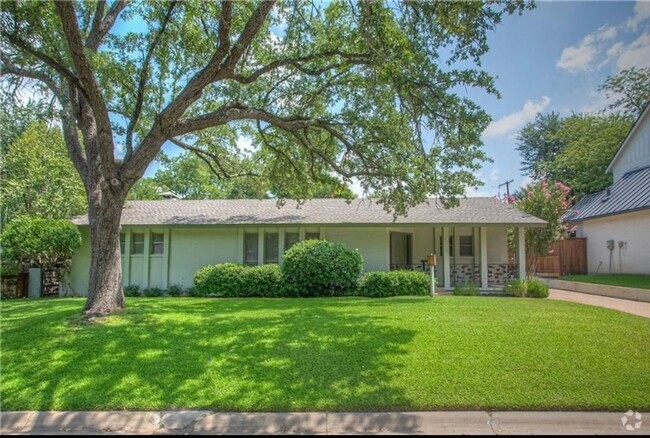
xmin=194 ymin=263 xmax=285 ymax=297
xmin=526 ymin=278 xmax=549 ymax=298
xmin=453 ymin=282 xmax=480 ymax=296
xmin=281 ymin=240 xmax=363 ymax=297
xmin=358 ymin=270 xmax=431 ymax=298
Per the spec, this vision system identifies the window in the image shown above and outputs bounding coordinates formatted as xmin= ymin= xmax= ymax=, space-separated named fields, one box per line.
xmin=459 ymin=235 xmax=474 ymax=257
xmin=264 ymin=232 xmax=279 ymax=263
xmin=244 ymin=233 xmax=259 ymax=265
xmin=131 ymin=233 xmax=144 ymax=255
xmin=305 ymin=232 xmax=320 ymax=240
xmin=285 ymin=232 xmax=299 ymax=251
xmin=439 ymin=235 xmax=454 ymax=257
xmin=119 ymin=233 xmax=125 ymax=255
xmin=151 ymin=233 xmax=164 ymax=255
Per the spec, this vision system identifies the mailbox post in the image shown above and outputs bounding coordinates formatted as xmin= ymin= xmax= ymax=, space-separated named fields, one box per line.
xmin=426 ymin=254 xmax=437 ymax=297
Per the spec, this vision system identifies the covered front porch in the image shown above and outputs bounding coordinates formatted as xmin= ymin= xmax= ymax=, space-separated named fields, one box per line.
xmin=387 ymin=226 xmax=527 ymax=291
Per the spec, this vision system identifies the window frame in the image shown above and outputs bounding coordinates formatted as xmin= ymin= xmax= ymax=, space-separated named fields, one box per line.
xmin=151 ymin=232 xmax=165 ymax=255
xmin=131 ymin=233 xmax=145 ymax=255
xmin=264 ymin=232 xmax=280 ymax=264
xmin=244 ymin=232 xmax=259 ymax=266
xmin=119 ymin=233 xmax=126 ymax=255
xmin=284 ymin=232 xmax=300 ymax=251
xmin=459 ymin=235 xmax=474 ymax=257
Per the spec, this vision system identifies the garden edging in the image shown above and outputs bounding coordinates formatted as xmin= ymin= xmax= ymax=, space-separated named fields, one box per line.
xmin=541 ymin=278 xmax=650 ymax=303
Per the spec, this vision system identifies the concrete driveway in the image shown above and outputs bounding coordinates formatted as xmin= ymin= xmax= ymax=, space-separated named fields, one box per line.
xmin=550 ymin=289 xmax=650 ymax=318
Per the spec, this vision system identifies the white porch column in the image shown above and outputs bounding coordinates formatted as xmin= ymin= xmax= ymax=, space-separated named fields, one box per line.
xmin=517 ymin=226 xmax=526 ymax=279
xmin=480 ymin=227 xmax=488 ymax=290
xmin=443 ymin=226 xmax=451 ymax=290
xmin=142 ymin=229 xmax=150 ymax=288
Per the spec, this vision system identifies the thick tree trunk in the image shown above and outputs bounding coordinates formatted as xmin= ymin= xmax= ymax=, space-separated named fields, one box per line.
xmin=84 ymin=188 xmax=127 ymax=316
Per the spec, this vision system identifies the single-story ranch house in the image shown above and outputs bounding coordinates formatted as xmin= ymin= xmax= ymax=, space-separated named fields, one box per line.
xmin=68 ymin=197 xmax=545 ymax=294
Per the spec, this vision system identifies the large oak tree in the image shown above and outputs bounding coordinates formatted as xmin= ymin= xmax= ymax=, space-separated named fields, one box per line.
xmin=1 ymin=0 xmax=528 ymax=315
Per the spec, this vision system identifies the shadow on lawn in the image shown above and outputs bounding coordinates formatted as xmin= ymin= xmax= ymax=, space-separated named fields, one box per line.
xmin=1 ymin=298 xmax=417 ymax=412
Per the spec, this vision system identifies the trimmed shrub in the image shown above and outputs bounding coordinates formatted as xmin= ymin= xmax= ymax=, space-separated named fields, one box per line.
xmin=186 ymin=286 xmax=201 ymax=297
xmin=282 ymin=240 xmax=363 ymax=297
xmin=453 ymin=282 xmax=480 ymax=296
xmin=167 ymin=284 xmax=184 ymax=297
xmin=143 ymin=287 xmax=164 ymax=297
xmin=505 ymin=279 xmax=527 ymax=297
xmin=358 ymin=270 xmax=431 ymax=298
xmin=194 ymin=263 xmax=285 ymax=297
xmin=526 ymin=278 xmax=549 ymax=298
xmin=124 ymin=285 xmax=141 ymax=297
xmin=240 ymin=264 xmax=285 ymax=297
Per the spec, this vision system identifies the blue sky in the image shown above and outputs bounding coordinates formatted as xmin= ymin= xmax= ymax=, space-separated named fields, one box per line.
xmin=465 ymin=0 xmax=650 ymax=197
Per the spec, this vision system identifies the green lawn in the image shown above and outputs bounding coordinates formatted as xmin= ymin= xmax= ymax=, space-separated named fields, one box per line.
xmin=560 ymin=274 xmax=650 ymax=290
xmin=1 ymin=297 xmax=649 ymax=411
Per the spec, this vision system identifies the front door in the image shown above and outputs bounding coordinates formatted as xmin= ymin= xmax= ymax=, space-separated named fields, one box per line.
xmin=390 ymin=232 xmax=412 ymax=270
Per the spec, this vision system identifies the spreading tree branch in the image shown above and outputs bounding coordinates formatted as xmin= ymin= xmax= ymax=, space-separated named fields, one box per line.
xmin=85 ymin=0 xmax=128 ymax=52
xmin=169 ymin=137 xmax=258 ymax=179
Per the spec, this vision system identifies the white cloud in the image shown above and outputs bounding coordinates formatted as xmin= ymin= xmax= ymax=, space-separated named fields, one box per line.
xmin=236 ymin=137 xmax=255 ymax=153
xmin=615 ymin=31 xmax=650 ymax=70
xmin=520 ymin=176 xmax=533 ymax=189
xmin=483 ymin=96 xmax=551 ymax=139
xmin=489 ymin=168 xmax=500 ymax=182
xmin=556 ymin=25 xmax=617 ymax=72
xmin=627 ymin=0 xmax=650 ymax=31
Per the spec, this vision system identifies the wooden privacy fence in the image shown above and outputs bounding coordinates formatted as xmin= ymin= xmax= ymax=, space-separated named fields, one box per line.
xmin=533 ymin=238 xmax=587 ymax=277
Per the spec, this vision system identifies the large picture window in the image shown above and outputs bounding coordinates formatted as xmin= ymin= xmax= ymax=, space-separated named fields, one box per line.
xmin=264 ymin=232 xmax=279 ymax=263
xmin=244 ymin=233 xmax=259 ymax=265
xmin=305 ymin=231 xmax=320 ymax=240
xmin=439 ymin=235 xmax=454 ymax=257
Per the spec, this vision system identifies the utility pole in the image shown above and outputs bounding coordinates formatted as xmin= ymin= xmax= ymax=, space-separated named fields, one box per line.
xmin=499 ymin=179 xmax=514 ymax=202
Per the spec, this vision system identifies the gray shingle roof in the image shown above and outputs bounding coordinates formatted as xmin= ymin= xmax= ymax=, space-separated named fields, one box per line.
xmin=72 ymin=197 xmax=546 ymax=226
xmin=565 ymin=166 xmax=650 ymax=222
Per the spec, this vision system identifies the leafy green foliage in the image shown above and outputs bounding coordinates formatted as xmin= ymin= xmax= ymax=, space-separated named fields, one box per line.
xmin=282 ymin=240 xmax=363 ymax=297
xmin=515 ymin=112 xmax=565 ymax=179
xmin=123 ymin=285 xmax=141 ymax=297
xmin=194 ymin=263 xmax=285 ymax=298
xmin=166 ymin=284 xmax=184 ymax=297
xmin=453 ymin=282 xmax=481 ymax=296
xmin=0 ymin=123 xmax=86 ymax=225
xmin=515 ymin=181 xmax=574 ymax=274
xmin=357 ymin=270 xmax=431 ymax=298
xmin=548 ymin=114 xmax=633 ymax=200
xmin=505 ymin=279 xmax=527 ymax=297
xmin=0 ymin=217 xmax=81 ymax=269
xmin=598 ymin=67 xmax=650 ymax=117
xmin=525 ymin=278 xmax=549 ymax=298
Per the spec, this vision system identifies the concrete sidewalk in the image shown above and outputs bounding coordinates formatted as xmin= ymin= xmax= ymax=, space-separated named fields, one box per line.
xmin=1 ymin=410 xmax=648 ymax=435
xmin=550 ymin=288 xmax=650 ymax=318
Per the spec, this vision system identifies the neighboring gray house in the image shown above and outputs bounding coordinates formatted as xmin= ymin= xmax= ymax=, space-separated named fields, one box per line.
xmin=68 ymin=197 xmax=545 ymax=294
xmin=565 ymin=103 xmax=650 ymax=275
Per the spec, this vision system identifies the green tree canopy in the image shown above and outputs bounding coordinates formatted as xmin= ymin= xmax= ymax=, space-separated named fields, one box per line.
xmin=549 ymin=113 xmax=633 ymax=200
xmin=598 ymin=67 xmax=650 ymax=117
xmin=0 ymin=122 xmax=87 ymax=225
xmin=0 ymin=217 xmax=82 ymax=269
xmin=515 ymin=112 xmax=565 ymax=179
xmin=1 ymin=0 xmax=530 ymax=315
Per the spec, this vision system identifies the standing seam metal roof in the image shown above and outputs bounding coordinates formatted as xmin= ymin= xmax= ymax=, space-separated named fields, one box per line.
xmin=564 ymin=166 xmax=650 ymax=222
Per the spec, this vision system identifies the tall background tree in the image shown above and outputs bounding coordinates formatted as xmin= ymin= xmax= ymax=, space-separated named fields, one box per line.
xmin=515 ymin=112 xmax=564 ymax=179
xmin=1 ymin=0 xmax=529 ymax=316
xmin=598 ymin=67 xmax=650 ymax=117
xmin=0 ymin=122 xmax=87 ymax=225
